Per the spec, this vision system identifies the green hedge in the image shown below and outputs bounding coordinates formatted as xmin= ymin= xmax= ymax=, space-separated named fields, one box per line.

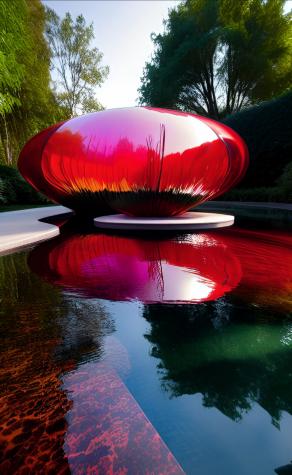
xmin=220 ymin=161 xmax=292 ymax=203
xmin=220 ymin=187 xmax=284 ymax=203
xmin=223 ymin=91 xmax=292 ymax=189
xmin=0 ymin=165 xmax=49 ymax=205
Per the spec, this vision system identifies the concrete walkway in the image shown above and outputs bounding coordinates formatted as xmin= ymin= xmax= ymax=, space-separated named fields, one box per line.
xmin=0 ymin=206 xmax=72 ymax=255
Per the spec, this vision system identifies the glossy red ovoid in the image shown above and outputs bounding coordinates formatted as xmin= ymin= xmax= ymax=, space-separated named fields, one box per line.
xmin=29 ymin=232 xmax=242 ymax=304
xmin=18 ymin=107 xmax=249 ymax=217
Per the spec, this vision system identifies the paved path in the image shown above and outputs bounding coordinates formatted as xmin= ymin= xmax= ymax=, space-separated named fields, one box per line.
xmin=0 ymin=206 xmax=72 ymax=255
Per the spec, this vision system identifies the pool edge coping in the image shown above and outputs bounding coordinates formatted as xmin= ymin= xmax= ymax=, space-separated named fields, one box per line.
xmin=0 ymin=205 xmax=73 ymax=256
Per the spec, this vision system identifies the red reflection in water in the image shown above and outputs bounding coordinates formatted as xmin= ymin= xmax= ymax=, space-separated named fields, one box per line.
xmin=0 ymin=312 xmax=183 ymax=474
xmin=0 ymin=333 xmax=73 ymax=474
xmin=29 ymin=232 xmax=242 ymax=303
xmin=29 ymin=226 xmax=292 ymax=310
xmin=217 ymin=227 xmax=292 ymax=311
xmin=18 ymin=107 xmax=248 ymax=216
xmin=63 ymin=361 xmax=184 ymax=474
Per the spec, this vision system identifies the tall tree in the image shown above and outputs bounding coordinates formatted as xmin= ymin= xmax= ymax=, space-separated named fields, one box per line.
xmin=139 ymin=0 xmax=292 ymax=119
xmin=0 ymin=0 xmax=27 ymax=163
xmin=13 ymin=1 xmax=65 ymax=144
xmin=0 ymin=0 xmax=67 ymax=165
xmin=0 ymin=0 xmax=26 ymax=115
xmin=45 ymin=9 xmax=109 ymax=116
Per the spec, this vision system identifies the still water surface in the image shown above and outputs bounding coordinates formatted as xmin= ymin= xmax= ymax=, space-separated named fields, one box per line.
xmin=0 ymin=220 xmax=292 ymax=474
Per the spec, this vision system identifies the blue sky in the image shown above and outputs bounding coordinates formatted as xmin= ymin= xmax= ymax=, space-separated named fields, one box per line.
xmin=43 ymin=0 xmax=180 ymax=109
xmin=43 ymin=0 xmax=292 ymax=110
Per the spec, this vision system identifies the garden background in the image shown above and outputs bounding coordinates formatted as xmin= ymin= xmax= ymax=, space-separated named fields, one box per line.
xmin=0 ymin=0 xmax=291 ymax=209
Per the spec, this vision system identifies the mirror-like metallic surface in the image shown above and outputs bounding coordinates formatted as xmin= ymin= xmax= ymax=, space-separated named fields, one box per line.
xmin=18 ymin=107 xmax=248 ymax=217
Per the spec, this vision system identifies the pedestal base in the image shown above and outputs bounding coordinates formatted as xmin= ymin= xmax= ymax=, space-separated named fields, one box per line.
xmin=94 ymin=211 xmax=234 ymax=231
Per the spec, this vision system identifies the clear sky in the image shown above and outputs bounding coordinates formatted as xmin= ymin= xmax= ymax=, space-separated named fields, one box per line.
xmin=43 ymin=0 xmax=292 ymax=110
xmin=43 ymin=0 xmax=181 ymax=109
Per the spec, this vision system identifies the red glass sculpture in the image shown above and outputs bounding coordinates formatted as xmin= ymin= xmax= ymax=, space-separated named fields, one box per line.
xmin=18 ymin=108 xmax=249 ymax=217
xmin=29 ymin=233 xmax=242 ymax=304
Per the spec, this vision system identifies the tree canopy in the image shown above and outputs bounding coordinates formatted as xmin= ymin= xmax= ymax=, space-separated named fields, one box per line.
xmin=0 ymin=1 xmax=109 ymax=166
xmin=139 ymin=0 xmax=292 ymax=118
xmin=0 ymin=0 xmax=68 ymax=165
xmin=45 ymin=9 xmax=109 ymax=116
xmin=0 ymin=0 xmax=26 ymax=115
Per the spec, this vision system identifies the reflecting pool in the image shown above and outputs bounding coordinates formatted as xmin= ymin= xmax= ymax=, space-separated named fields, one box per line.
xmin=0 ymin=221 xmax=292 ymax=474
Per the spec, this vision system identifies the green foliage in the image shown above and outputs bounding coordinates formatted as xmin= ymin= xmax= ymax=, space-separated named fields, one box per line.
xmin=220 ymin=91 xmax=292 ymax=202
xmin=223 ymin=90 xmax=292 ymax=188
xmin=220 ymin=186 xmax=284 ymax=202
xmin=139 ymin=0 xmax=292 ymax=118
xmin=276 ymin=161 xmax=292 ymax=200
xmin=0 ymin=165 xmax=48 ymax=204
xmin=0 ymin=0 xmax=109 ymax=202
xmin=0 ymin=0 xmax=26 ymax=115
xmin=45 ymin=9 xmax=109 ymax=116
xmin=17 ymin=1 xmax=66 ymax=134
xmin=0 ymin=0 xmax=70 ymax=166
xmin=0 ymin=178 xmax=5 ymax=204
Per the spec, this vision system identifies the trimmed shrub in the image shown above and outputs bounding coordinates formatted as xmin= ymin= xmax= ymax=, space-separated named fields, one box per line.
xmin=220 ymin=187 xmax=284 ymax=203
xmin=220 ymin=160 xmax=292 ymax=203
xmin=0 ymin=165 xmax=49 ymax=205
xmin=277 ymin=161 xmax=292 ymax=201
xmin=0 ymin=178 xmax=6 ymax=204
xmin=223 ymin=91 xmax=292 ymax=188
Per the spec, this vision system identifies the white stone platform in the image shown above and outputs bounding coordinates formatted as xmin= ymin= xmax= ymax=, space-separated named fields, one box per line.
xmin=94 ymin=211 xmax=234 ymax=231
xmin=0 ymin=206 xmax=72 ymax=255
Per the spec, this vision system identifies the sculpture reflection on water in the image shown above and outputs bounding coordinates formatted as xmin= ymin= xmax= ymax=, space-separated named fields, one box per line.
xmin=29 ymin=225 xmax=292 ymax=310
xmin=29 ymin=231 xmax=242 ymax=304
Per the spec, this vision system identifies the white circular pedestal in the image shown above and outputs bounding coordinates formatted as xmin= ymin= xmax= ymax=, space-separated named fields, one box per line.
xmin=94 ymin=211 xmax=234 ymax=231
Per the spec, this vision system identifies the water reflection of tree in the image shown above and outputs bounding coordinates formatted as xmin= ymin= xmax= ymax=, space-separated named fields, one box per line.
xmin=0 ymin=251 xmax=114 ymax=359
xmin=0 ymin=251 xmax=113 ymax=473
xmin=143 ymin=301 xmax=292 ymax=427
